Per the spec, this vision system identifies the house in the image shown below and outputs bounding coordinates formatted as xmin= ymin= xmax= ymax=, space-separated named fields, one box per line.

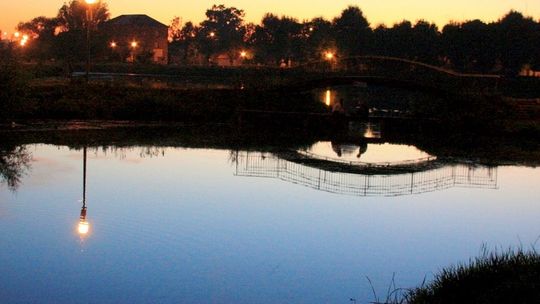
xmin=520 ymin=64 xmax=540 ymax=77
xmin=105 ymin=14 xmax=168 ymax=64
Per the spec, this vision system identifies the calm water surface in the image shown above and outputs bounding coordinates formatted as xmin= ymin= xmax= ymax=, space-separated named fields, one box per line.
xmin=1 ymin=143 xmax=539 ymax=303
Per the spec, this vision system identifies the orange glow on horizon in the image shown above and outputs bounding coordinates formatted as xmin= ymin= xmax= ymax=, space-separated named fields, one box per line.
xmin=1 ymin=0 xmax=539 ymax=34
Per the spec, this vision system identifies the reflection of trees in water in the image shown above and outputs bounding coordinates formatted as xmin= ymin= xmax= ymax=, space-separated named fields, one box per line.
xmin=0 ymin=145 xmax=32 ymax=191
xmin=80 ymin=146 xmax=166 ymax=159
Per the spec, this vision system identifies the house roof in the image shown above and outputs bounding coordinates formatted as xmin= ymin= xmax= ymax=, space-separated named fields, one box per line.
xmin=107 ymin=14 xmax=167 ymax=28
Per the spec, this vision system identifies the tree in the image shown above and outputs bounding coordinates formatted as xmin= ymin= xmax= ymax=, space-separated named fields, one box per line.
xmin=17 ymin=16 xmax=59 ymax=61
xmin=57 ymin=0 xmax=110 ymax=32
xmin=410 ymin=20 xmax=440 ymax=64
xmin=441 ymin=20 xmax=497 ymax=72
xmin=0 ymin=143 xmax=31 ymax=191
xmin=0 ymin=44 xmax=25 ymax=120
xmin=169 ymin=19 xmax=200 ymax=65
xmin=495 ymin=11 xmax=538 ymax=75
xmin=250 ymin=14 xmax=303 ymax=64
xmin=373 ymin=21 xmax=413 ymax=59
xmin=333 ymin=6 xmax=372 ymax=56
xmin=54 ymin=0 xmax=110 ymax=64
xmin=198 ymin=5 xmax=246 ymax=64
xmin=303 ymin=17 xmax=336 ymax=61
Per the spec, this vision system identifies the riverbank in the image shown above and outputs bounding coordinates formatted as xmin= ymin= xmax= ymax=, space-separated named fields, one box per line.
xmin=1 ymin=120 xmax=539 ymax=167
xmin=404 ymin=248 xmax=540 ymax=304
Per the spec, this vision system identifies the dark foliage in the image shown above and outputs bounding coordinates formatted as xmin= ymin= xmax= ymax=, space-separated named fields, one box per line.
xmin=0 ymin=44 xmax=26 ymax=119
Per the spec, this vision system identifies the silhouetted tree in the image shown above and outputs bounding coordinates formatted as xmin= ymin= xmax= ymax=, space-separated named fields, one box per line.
xmin=54 ymin=0 xmax=110 ymax=64
xmin=0 ymin=44 xmax=25 ymax=119
xmin=410 ymin=20 xmax=440 ymax=64
xmin=250 ymin=14 xmax=303 ymax=64
xmin=441 ymin=20 xmax=497 ymax=72
xmin=495 ymin=11 xmax=537 ymax=75
xmin=57 ymin=0 xmax=110 ymax=32
xmin=302 ymin=17 xmax=336 ymax=61
xmin=198 ymin=5 xmax=246 ymax=64
xmin=373 ymin=21 xmax=413 ymax=59
xmin=333 ymin=6 xmax=372 ymax=56
xmin=169 ymin=18 xmax=200 ymax=64
xmin=17 ymin=16 xmax=59 ymax=61
xmin=0 ymin=144 xmax=31 ymax=191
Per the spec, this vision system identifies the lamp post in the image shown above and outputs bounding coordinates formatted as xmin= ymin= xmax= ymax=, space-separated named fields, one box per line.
xmin=130 ymin=41 xmax=138 ymax=63
xmin=324 ymin=51 xmax=336 ymax=72
xmin=78 ymin=147 xmax=90 ymax=237
xmin=240 ymin=50 xmax=247 ymax=65
xmin=85 ymin=0 xmax=97 ymax=82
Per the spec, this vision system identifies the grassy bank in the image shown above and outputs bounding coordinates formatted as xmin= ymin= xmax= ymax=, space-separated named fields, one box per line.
xmin=8 ymin=82 xmax=327 ymax=123
xmin=404 ymin=248 xmax=540 ymax=304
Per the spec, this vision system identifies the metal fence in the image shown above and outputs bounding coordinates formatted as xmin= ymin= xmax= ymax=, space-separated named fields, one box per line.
xmin=234 ymin=151 xmax=498 ymax=197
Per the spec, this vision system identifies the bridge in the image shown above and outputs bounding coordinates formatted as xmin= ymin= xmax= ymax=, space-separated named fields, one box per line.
xmin=279 ymin=56 xmax=502 ymax=95
xmin=74 ymin=56 xmax=503 ymax=96
xmin=234 ymin=151 xmax=498 ymax=197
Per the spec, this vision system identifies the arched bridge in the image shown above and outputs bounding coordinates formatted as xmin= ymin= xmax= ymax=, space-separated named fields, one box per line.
xmin=279 ymin=56 xmax=502 ymax=95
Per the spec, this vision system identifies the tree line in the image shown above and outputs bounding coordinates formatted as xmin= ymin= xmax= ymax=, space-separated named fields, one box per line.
xmin=5 ymin=1 xmax=540 ymax=75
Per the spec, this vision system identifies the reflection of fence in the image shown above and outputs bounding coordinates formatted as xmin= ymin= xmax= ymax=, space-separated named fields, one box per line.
xmin=234 ymin=152 xmax=498 ymax=197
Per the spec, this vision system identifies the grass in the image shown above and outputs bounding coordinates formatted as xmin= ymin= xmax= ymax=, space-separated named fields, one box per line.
xmin=403 ymin=247 xmax=540 ymax=304
xmin=7 ymin=81 xmax=327 ymax=123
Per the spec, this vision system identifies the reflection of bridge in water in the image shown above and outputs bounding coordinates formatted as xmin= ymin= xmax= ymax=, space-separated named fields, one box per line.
xmin=234 ymin=151 xmax=498 ymax=197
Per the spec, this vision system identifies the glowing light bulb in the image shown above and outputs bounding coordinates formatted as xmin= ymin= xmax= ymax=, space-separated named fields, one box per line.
xmin=78 ymin=220 xmax=89 ymax=235
xmin=325 ymin=52 xmax=334 ymax=60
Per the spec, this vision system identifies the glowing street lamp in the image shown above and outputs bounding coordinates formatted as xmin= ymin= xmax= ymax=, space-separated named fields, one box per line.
xmin=110 ymin=41 xmax=117 ymax=48
xmin=240 ymin=51 xmax=247 ymax=58
xmin=129 ymin=41 xmax=138 ymax=62
xmin=325 ymin=51 xmax=335 ymax=60
xmin=209 ymin=32 xmax=215 ymax=38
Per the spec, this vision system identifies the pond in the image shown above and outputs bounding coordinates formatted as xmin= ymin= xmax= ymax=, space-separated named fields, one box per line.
xmin=1 ymin=133 xmax=539 ymax=303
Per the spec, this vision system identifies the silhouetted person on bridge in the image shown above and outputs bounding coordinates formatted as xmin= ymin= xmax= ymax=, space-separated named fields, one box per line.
xmin=331 ymin=98 xmax=347 ymax=130
xmin=332 ymin=98 xmax=346 ymax=115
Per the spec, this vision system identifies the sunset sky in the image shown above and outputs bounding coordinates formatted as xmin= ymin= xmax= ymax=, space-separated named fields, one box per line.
xmin=1 ymin=0 xmax=539 ymax=33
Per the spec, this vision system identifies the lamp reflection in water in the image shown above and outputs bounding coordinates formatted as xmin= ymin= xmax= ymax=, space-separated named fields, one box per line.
xmin=78 ymin=147 xmax=90 ymax=237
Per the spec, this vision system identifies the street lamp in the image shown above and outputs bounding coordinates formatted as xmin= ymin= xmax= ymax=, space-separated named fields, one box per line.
xmin=85 ymin=0 xmax=96 ymax=82
xmin=77 ymin=147 xmax=90 ymax=237
xmin=130 ymin=41 xmax=138 ymax=62
xmin=110 ymin=41 xmax=117 ymax=48
xmin=325 ymin=51 xmax=335 ymax=60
